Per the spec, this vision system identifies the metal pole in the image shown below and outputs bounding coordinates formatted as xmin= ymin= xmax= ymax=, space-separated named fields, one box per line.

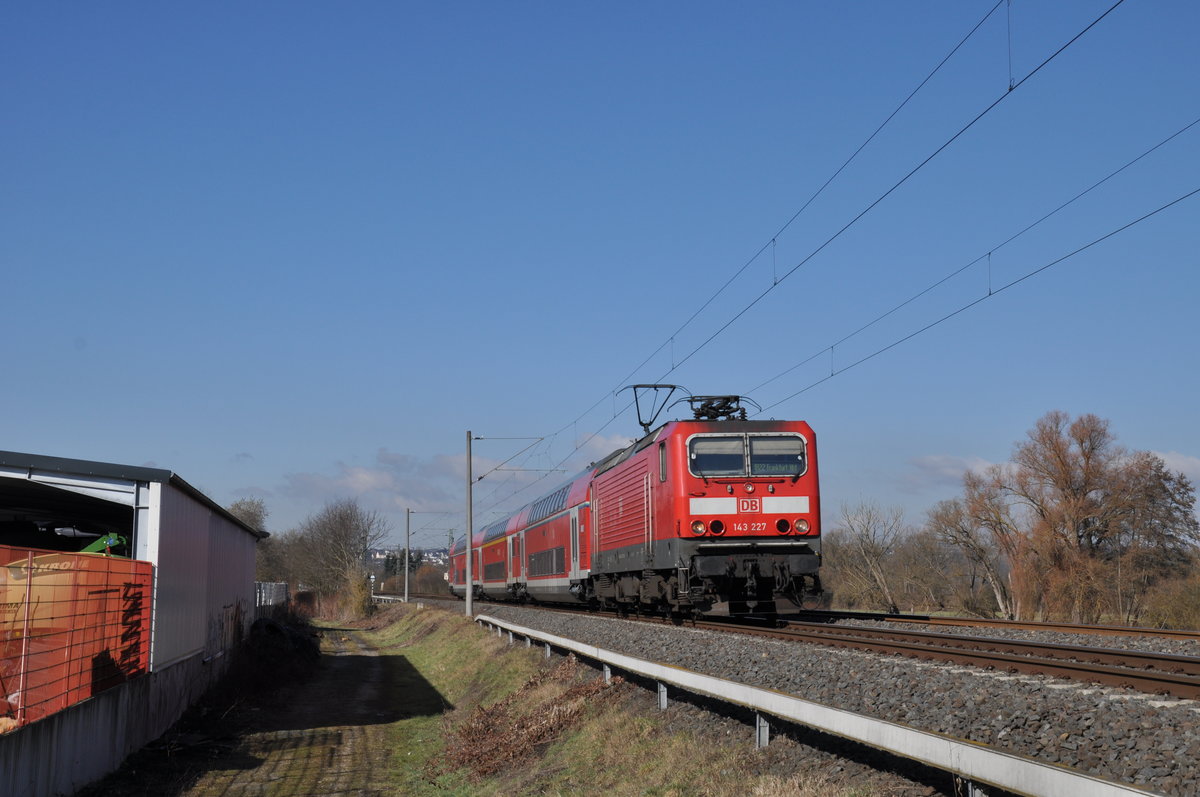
xmin=466 ymin=430 xmax=474 ymax=618
xmin=404 ymin=507 xmax=411 ymax=602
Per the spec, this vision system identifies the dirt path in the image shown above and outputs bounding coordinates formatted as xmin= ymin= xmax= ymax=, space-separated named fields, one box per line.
xmin=181 ymin=627 xmax=398 ymax=796
xmin=79 ymin=613 xmax=457 ymax=797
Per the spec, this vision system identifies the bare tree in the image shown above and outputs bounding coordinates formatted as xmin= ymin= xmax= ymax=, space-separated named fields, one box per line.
xmin=227 ymin=497 xmax=268 ymax=532
xmin=926 ymin=495 xmax=1017 ymax=619
xmin=891 ymin=528 xmax=959 ymax=612
xmin=255 ymin=528 xmax=307 ymax=585
xmin=1109 ymin=452 xmax=1199 ymax=622
xmin=933 ymin=411 xmax=1199 ymax=622
xmin=291 ymin=498 xmax=390 ymax=597
xmin=414 ymin=563 xmax=450 ymax=594
xmin=830 ymin=502 xmax=906 ymax=613
xmin=228 ymin=497 xmax=280 ymax=582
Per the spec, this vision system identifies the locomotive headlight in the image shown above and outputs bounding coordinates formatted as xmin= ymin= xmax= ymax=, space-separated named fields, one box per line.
xmin=744 ymin=483 xmax=755 ymax=494
xmin=795 ymin=518 xmax=811 ymax=534
xmin=691 ymin=520 xmax=707 ymax=535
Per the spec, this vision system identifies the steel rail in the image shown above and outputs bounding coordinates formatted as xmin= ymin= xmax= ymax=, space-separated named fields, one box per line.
xmin=688 ymin=618 xmax=1200 ymax=700
xmin=776 ymin=621 xmax=1200 ymax=676
xmin=790 ymin=609 xmax=1200 ymax=641
xmin=414 ymin=598 xmax=1200 ymax=696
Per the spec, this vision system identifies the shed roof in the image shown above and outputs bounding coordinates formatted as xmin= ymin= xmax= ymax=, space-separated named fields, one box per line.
xmin=0 ymin=449 xmax=266 ymax=540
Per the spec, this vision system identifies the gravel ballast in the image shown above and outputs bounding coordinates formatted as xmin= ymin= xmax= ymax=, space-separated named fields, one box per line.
xmin=464 ymin=603 xmax=1200 ymax=795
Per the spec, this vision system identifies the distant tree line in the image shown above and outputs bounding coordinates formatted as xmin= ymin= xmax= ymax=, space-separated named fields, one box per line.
xmin=824 ymin=411 xmax=1200 ymax=627
xmin=230 ymin=411 xmax=1198 ymax=628
xmin=233 ymin=496 xmax=389 ymax=617
xmin=378 ymin=549 xmax=450 ymax=595
xmin=382 ymin=549 xmax=426 ymax=577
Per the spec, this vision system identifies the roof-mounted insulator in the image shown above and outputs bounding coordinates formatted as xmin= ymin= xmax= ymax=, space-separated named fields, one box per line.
xmin=687 ymin=395 xmax=756 ymax=421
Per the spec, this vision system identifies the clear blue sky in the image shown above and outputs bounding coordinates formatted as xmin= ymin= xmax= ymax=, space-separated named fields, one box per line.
xmin=4 ymin=1 xmax=1197 ymax=548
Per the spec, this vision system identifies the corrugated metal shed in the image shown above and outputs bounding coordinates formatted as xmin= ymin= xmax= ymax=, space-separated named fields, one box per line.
xmin=0 ymin=449 xmax=266 ymax=795
xmin=0 ymin=449 xmax=264 ymax=670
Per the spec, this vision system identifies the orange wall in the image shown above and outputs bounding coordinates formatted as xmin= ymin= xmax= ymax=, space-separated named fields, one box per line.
xmin=1 ymin=545 xmax=152 ymax=731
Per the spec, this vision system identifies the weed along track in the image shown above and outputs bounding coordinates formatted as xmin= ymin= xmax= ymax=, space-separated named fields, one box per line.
xmin=391 ymin=603 xmax=940 ymax=795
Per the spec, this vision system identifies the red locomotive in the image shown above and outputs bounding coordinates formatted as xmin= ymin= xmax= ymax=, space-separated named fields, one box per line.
xmin=449 ymin=392 xmax=823 ymax=615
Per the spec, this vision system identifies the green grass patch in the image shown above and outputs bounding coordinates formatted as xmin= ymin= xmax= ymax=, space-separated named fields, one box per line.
xmin=364 ymin=605 xmax=889 ymax=796
xmin=359 ymin=605 xmax=542 ymax=794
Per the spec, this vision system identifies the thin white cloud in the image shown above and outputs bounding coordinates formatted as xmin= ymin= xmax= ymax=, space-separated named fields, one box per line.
xmin=281 ymin=448 xmax=465 ymax=522
xmin=231 ymin=485 xmax=272 ymax=499
xmin=1153 ymin=451 xmax=1200 ymax=485
xmin=276 ymin=434 xmax=642 ymax=543
xmin=569 ymin=432 xmax=634 ymax=469
xmin=900 ymin=453 xmax=994 ymax=492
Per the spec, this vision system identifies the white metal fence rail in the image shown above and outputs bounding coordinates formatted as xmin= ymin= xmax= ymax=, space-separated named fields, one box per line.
xmin=475 ymin=614 xmax=1159 ymax=797
xmin=253 ymin=581 xmax=289 ymax=619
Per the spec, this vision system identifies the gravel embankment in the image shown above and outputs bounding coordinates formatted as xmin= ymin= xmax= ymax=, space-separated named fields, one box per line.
xmin=462 ymin=603 xmax=1200 ymax=796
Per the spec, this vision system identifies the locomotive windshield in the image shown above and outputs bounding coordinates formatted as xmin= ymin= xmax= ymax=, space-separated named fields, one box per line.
xmin=688 ymin=433 xmax=806 ymax=477
xmin=749 ymin=435 xmax=806 ymax=476
xmin=688 ymin=436 xmax=744 ymax=476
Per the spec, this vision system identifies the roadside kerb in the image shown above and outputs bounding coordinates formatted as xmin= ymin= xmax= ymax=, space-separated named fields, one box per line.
xmin=475 ymin=614 xmax=1161 ymax=797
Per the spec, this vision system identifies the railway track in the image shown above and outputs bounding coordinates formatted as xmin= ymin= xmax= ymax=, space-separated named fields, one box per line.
xmin=688 ymin=617 xmax=1200 ymax=700
xmin=397 ymin=593 xmax=1200 ymax=643
xmin=513 ymin=602 xmax=1200 ymax=699
xmin=395 ymin=596 xmax=1200 ymax=698
xmin=787 ymin=608 xmax=1200 ymax=641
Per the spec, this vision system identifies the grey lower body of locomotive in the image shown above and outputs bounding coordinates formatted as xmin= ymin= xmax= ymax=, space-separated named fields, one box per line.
xmin=591 ymin=536 xmax=824 ymax=614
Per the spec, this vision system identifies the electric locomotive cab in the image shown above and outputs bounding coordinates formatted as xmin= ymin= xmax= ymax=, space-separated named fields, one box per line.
xmin=672 ymin=420 xmax=824 ymax=614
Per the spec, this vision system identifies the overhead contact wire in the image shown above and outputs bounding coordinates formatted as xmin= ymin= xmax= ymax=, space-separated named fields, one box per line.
xmin=662 ymin=0 xmax=1127 ymax=380
xmin=471 ymin=0 xmax=1126 ymax=519
xmin=645 ymin=0 xmax=1006 ymax=377
xmin=748 ymin=114 xmax=1200 ymax=395
xmin=758 ymin=186 xmax=1200 ymax=414
xmin=535 ymin=1 xmax=1005 ymax=459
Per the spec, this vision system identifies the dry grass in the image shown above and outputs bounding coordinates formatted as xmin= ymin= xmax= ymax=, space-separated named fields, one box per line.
xmin=366 ymin=605 xmax=900 ymax=797
xmin=435 ymin=655 xmax=621 ymax=778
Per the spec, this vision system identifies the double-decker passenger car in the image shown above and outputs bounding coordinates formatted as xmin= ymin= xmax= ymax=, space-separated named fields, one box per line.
xmin=450 ymin=397 xmax=822 ymax=615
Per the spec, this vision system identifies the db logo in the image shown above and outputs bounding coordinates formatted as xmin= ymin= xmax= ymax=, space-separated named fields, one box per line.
xmin=738 ymin=498 xmax=761 ymax=513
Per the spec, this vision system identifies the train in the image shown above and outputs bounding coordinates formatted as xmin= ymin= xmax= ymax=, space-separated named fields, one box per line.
xmin=449 ymin=394 xmax=824 ymax=615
